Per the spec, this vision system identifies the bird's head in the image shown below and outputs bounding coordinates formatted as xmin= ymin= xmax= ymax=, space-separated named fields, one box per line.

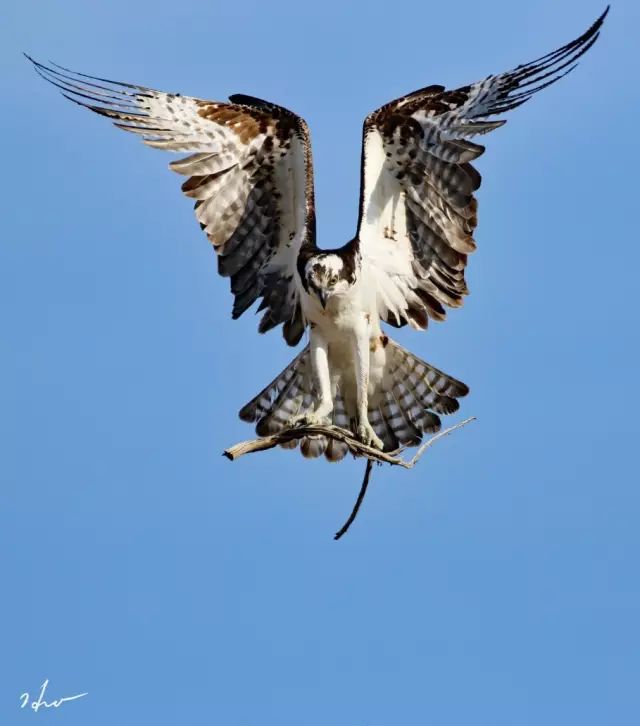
xmin=303 ymin=254 xmax=353 ymax=309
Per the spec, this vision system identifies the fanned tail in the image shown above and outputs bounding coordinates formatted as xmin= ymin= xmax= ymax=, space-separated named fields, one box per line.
xmin=371 ymin=340 xmax=468 ymax=449
xmin=238 ymin=345 xmax=350 ymax=462
xmin=238 ymin=338 xmax=468 ymax=461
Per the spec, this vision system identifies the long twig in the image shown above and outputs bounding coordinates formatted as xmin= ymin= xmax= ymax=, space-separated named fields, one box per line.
xmin=333 ymin=460 xmax=374 ymax=540
xmin=223 ymin=416 xmax=476 ymax=468
xmin=223 ymin=417 xmax=475 ymax=538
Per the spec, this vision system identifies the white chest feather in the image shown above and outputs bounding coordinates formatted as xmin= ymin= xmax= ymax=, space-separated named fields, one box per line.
xmin=301 ymin=275 xmax=378 ymax=338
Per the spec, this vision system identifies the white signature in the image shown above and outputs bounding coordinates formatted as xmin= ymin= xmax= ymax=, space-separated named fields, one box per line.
xmin=19 ymin=679 xmax=88 ymax=712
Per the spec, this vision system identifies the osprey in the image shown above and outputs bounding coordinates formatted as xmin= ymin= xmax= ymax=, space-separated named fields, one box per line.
xmin=28 ymin=8 xmax=607 ymax=461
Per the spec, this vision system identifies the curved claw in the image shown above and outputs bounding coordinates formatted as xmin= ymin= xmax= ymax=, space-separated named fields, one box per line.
xmin=357 ymin=422 xmax=384 ymax=450
xmin=288 ymin=413 xmax=327 ymax=428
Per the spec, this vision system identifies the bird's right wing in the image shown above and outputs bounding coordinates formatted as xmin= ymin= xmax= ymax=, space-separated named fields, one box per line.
xmin=28 ymin=58 xmax=316 ymax=346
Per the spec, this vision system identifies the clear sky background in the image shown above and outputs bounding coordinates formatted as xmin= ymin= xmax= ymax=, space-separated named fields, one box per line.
xmin=2 ymin=1 xmax=639 ymax=724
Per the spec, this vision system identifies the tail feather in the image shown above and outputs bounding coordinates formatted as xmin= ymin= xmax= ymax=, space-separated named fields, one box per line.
xmin=255 ymin=363 xmax=306 ymax=436
xmin=238 ymin=347 xmax=307 ymax=423
xmin=391 ymin=379 xmax=439 ymax=436
xmin=382 ymin=389 xmax=422 ymax=447
xmin=300 ymin=435 xmax=328 ymax=459
xmin=279 ymin=439 xmax=298 ymax=450
xmin=393 ymin=349 xmax=465 ymax=413
xmin=382 ymin=341 xmax=467 ymax=446
xmin=239 ymin=345 xmax=337 ymax=459
xmin=390 ymin=370 xmax=436 ymax=434
xmin=369 ymin=403 xmax=399 ymax=452
xmin=325 ymin=393 xmax=350 ymax=462
xmin=238 ymin=338 xmax=469 ymax=460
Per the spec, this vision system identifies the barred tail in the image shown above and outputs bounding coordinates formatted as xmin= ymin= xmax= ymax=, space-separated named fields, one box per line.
xmin=371 ymin=340 xmax=469 ymax=450
xmin=238 ymin=345 xmax=350 ymax=463
xmin=238 ymin=339 xmax=468 ymax=461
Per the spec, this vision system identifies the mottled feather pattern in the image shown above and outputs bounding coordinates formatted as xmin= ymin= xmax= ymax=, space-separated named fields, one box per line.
xmin=373 ymin=341 xmax=468 ymax=446
xmin=239 ymin=346 xmax=349 ymax=461
xmin=27 ymin=58 xmax=316 ymax=347
xmin=358 ymin=8 xmax=608 ymax=330
xmin=27 ymin=9 xmax=607 ymax=463
xmin=239 ymin=341 xmax=468 ymax=460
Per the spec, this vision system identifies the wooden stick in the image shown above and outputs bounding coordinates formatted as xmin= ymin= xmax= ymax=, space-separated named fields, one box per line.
xmin=223 ymin=417 xmax=476 ymax=468
xmin=223 ymin=417 xmax=475 ymax=539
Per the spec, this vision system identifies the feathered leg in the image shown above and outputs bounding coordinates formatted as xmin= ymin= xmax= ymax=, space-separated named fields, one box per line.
xmin=354 ymin=327 xmax=383 ymax=450
xmin=289 ymin=328 xmax=333 ymax=425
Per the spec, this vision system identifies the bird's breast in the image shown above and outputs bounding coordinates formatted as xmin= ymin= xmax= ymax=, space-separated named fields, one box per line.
xmin=302 ymin=285 xmax=377 ymax=340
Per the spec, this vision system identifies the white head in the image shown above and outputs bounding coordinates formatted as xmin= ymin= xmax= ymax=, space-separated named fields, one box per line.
xmin=304 ymin=254 xmax=354 ymax=308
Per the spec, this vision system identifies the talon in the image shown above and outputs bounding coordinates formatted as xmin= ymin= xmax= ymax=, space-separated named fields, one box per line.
xmin=288 ymin=412 xmax=329 ymax=428
xmin=357 ymin=422 xmax=384 ymax=450
xmin=288 ymin=414 xmax=313 ymax=427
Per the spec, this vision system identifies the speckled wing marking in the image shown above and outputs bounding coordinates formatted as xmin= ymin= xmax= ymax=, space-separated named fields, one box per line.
xmin=356 ymin=8 xmax=608 ymax=331
xmin=28 ymin=59 xmax=316 ymax=346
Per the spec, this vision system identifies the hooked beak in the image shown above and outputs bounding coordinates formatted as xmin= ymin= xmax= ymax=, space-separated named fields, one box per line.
xmin=318 ymin=289 xmax=328 ymax=309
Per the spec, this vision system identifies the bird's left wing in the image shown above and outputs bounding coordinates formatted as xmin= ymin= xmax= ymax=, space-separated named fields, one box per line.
xmin=356 ymin=8 xmax=607 ymax=330
xmin=28 ymin=58 xmax=316 ymax=346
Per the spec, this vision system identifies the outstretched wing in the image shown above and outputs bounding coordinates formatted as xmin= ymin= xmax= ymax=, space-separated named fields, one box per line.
xmin=356 ymin=7 xmax=608 ymax=330
xmin=28 ymin=58 xmax=316 ymax=346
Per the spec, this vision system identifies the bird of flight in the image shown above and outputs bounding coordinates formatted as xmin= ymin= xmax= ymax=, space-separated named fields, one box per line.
xmin=28 ymin=8 xmax=607 ymax=461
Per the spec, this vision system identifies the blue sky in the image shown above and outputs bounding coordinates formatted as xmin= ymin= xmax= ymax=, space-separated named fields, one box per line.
xmin=2 ymin=1 xmax=639 ymax=724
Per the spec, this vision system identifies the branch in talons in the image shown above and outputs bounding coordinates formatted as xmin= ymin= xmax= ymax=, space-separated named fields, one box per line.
xmin=223 ymin=416 xmax=476 ymax=539
xmin=223 ymin=416 xmax=476 ymax=468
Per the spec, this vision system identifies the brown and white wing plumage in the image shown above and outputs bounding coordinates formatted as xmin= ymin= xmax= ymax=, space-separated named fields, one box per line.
xmin=357 ymin=8 xmax=608 ymax=330
xmin=28 ymin=58 xmax=316 ymax=346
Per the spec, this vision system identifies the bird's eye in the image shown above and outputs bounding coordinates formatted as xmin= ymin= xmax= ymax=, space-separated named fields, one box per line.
xmin=330 ymin=276 xmax=338 ymax=285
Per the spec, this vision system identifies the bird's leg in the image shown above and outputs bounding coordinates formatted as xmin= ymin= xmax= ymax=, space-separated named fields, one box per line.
xmin=308 ymin=330 xmax=333 ymax=421
xmin=354 ymin=325 xmax=383 ymax=450
xmin=289 ymin=329 xmax=333 ymax=427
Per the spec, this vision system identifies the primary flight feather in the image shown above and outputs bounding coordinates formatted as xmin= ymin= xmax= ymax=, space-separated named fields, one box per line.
xmin=28 ymin=7 xmax=608 ymax=460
